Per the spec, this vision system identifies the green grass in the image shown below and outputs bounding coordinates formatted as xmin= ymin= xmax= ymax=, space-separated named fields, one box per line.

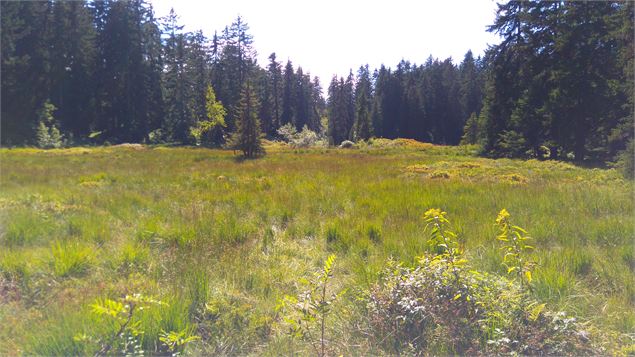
xmin=0 ymin=142 xmax=633 ymax=355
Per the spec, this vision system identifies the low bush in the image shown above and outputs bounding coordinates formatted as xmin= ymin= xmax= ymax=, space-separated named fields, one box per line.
xmin=277 ymin=124 xmax=328 ymax=148
xmin=339 ymin=140 xmax=355 ymax=149
xmin=366 ymin=209 xmax=595 ymax=355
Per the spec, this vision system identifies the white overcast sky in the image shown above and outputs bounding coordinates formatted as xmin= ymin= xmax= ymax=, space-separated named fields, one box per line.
xmin=150 ymin=0 xmax=501 ymax=85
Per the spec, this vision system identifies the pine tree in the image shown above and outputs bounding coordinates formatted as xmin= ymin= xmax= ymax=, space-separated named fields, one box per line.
xmin=267 ymin=53 xmax=283 ymax=132
xmin=229 ymin=81 xmax=264 ymax=158
xmin=1 ymin=1 xmax=53 ymax=145
xmin=161 ymin=8 xmax=193 ymax=143
xmin=311 ymin=76 xmax=326 ymax=132
xmin=459 ymin=50 xmax=482 ymax=124
xmin=353 ymin=65 xmax=373 ymax=140
xmin=217 ymin=16 xmax=255 ymax=130
xmin=327 ymin=76 xmax=342 ymax=144
xmin=480 ymin=1 xmax=630 ymax=161
xmin=49 ymin=1 xmax=97 ymax=141
xmin=327 ymin=76 xmax=354 ymax=145
xmin=281 ymin=60 xmax=296 ymax=126
xmin=186 ymin=30 xmax=211 ymax=135
xmin=460 ymin=112 xmax=480 ymax=145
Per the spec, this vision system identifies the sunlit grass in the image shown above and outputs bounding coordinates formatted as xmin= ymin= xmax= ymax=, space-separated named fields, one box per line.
xmin=0 ymin=142 xmax=632 ymax=354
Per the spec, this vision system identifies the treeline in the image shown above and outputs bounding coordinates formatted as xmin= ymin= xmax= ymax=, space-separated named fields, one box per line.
xmin=329 ymin=1 xmax=633 ymax=162
xmin=327 ymin=53 xmax=484 ymax=145
xmin=1 ymin=1 xmax=633 ymax=165
xmin=0 ymin=1 xmax=325 ymax=146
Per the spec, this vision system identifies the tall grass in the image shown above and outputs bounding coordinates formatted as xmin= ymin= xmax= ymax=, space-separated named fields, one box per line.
xmin=50 ymin=241 xmax=93 ymax=277
xmin=0 ymin=143 xmax=632 ymax=354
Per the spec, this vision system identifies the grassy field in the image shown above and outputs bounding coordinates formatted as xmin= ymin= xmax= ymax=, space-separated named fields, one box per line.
xmin=0 ymin=141 xmax=633 ymax=355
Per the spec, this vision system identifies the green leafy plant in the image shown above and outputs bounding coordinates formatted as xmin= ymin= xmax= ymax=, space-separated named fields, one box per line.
xmin=495 ymin=209 xmax=535 ymax=289
xmin=368 ymin=208 xmax=595 ymax=355
xmin=159 ymin=329 xmax=200 ymax=357
xmin=89 ymin=293 xmax=165 ymax=356
xmin=190 ymin=85 xmax=227 ymax=146
xmin=423 ymin=208 xmax=467 ymax=289
xmin=278 ymin=255 xmax=342 ymax=357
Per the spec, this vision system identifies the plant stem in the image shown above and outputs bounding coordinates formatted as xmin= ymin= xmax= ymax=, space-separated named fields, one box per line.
xmin=94 ymin=303 xmax=136 ymax=357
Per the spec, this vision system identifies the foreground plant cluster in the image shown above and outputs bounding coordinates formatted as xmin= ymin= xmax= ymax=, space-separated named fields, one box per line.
xmin=366 ymin=209 xmax=592 ymax=355
xmin=0 ymin=144 xmax=633 ymax=355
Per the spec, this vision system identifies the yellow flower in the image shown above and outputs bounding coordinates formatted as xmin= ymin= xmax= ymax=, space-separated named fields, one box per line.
xmin=424 ymin=208 xmax=445 ymax=220
xmin=495 ymin=208 xmax=510 ymax=225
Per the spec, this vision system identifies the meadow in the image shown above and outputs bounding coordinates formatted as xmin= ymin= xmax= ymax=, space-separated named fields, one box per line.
xmin=0 ymin=140 xmax=633 ymax=355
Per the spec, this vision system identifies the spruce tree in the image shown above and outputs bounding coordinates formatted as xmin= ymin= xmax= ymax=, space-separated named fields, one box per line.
xmin=281 ymin=60 xmax=296 ymax=126
xmin=229 ymin=81 xmax=264 ymax=158
xmin=1 ymin=1 xmax=53 ymax=145
xmin=267 ymin=53 xmax=283 ymax=132
xmin=353 ymin=65 xmax=373 ymax=140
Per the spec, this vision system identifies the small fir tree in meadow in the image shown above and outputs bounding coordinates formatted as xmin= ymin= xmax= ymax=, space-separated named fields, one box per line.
xmin=228 ymin=81 xmax=264 ymax=158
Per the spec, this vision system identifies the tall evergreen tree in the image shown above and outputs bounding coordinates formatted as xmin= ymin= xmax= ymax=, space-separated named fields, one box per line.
xmin=353 ymin=65 xmax=373 ymax=140
xmin=229 ymin=81 xmax=264 ymax=157
xmin=459 ymin=50 xmax=483 ymax=123
xmin=186 ymin=30 xmax=211 ymax=130
xmin=161 ymin=8 xmax=192 ymax=143
xmin=1 ymin=1 xmax=53 ymax=145
xmin=49 ymin=1 xmax=97 ymax=140
xmin=267 ymin=53 xmax=283 ymax=133
xmin=281 ymin=60 xmax=296 ymax=126
xmin=217 ymin=16 xmax=255 ymax=130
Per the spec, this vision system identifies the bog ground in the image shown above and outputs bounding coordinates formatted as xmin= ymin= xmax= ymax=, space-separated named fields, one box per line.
xmin=0 ymin=141 xmax=633 ymax=355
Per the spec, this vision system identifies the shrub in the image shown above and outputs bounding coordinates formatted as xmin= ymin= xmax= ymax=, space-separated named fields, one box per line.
xmin=87 ymin=294 xmax=176 ymax=356
xmin=495 ymin=208 xmax=535 ymax=289
xmin=36 ymin=100 xmax=64 ymax=149
xmin=276 ymin=123 xmax=297 ymax=141
xmin=148 ymin=129 xmax=165 ymax=144
xmin=339 ymin=140 xmax=355 ymax=149
xmin=495 ymin=130 xmax=527 ymax=158
xmin=538 ymin=145 xmax=551 ymax=160
xmin=277 ymin=124 xmax=327 ymax=148
xmin=366 ymin=208 xmax=595 ymax=355
xmin=278 ymin=255 xmax=342 ymax=357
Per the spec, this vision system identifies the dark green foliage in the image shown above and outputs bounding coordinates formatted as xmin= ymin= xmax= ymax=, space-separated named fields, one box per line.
xmin=0 ymin=5 xmax=324 ymax=146
xmin=94 ymin=0 xmax=163 ymax=143
xmin=353 ymin=65 xmax=373 ymax=141
xmin=327 ymin=74 xmax=355 ymax=145
xmin=362 ymin=55 xmax=484 ymax=145
xmin=460 ymin=112 xmax=480 ymax=145
xmin=480 ymin=1 xmax=633 ymax=162
xmin=35 ymin=100 xmax=63 ymax=149
xmin=1 ymin=1 xmax=55 ymax=145
xmin=617 ymin=139 xmax=634 ymax=179
xmin=228 ymin=81 xmax=264 ymax=158
xmin=161 ymin=8 xmax=192 ymax=143
xmin=266 ymin=53 xmax=283 ymax=135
